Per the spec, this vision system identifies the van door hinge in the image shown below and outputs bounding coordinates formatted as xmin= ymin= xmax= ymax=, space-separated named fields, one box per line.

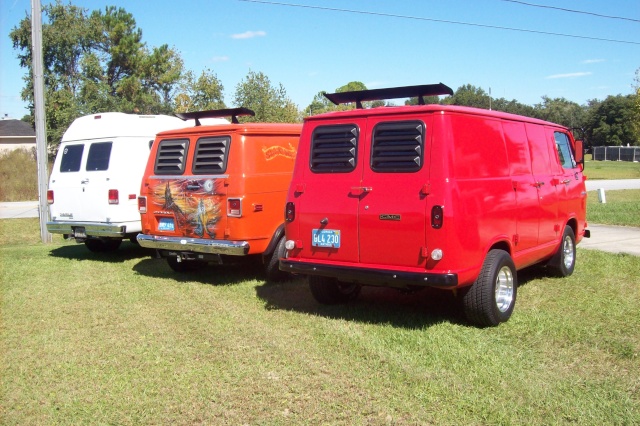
xmin=554 ymin=224 xmax=561 ymax=233
xmin=421 ymin=247 xmax=429 ymax=258
xmin=224 ymin=228 xmax=231 ymax=237
xmin=295 ymin=183 xmax=305 ymax=193
xmin=512 ymin=234 xmax=519 ymax=246
xmin=420 ymin=183 xmax=431 ymax=195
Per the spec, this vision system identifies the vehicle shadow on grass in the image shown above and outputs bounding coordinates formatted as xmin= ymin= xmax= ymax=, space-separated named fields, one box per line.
xmin=256 ymin=278 xmax=469 ymax=329
xmin=48 ymin=241 xmax=153 ymax=263
xmin=256 ymin=267 xmax=545 ymax=329
xmin=131 ymin=257 xmax=265 ymax=286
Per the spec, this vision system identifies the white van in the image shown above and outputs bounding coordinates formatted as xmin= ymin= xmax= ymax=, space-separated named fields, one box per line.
xmin=46 ymin=112 xmax=220 ymax=252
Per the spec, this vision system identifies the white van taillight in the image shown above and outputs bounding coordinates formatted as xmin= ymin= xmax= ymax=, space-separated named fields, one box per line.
xmin=431 ymin=205 xmax=443 ymax=229
xmin=47 ymin=190 xmax=54 ymax=204
xmin=285 ymin=202 xmax=295 ymax=222
xmin=138 ymin=196 xmax=147 ymax=213
xmin=228 ymin=198 xmax=242 ymax=217
xmin=108 ymin=189 xmax=119 ymax=205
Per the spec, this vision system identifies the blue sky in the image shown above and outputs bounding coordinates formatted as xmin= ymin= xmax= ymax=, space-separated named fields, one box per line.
xmin=1 ymin=0 xmax=638 ymax=119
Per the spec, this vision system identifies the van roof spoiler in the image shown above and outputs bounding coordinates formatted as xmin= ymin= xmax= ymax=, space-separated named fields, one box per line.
xmin=324 ymin=83 xmax=454 ymax=109
xmin=175 ymin=107 xmax=255 ymax=125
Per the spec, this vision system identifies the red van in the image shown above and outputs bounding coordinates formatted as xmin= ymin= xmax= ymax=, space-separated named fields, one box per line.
xmin=281 ymin=84 xmax=589 ymax=326
xmin=137 ymin=108 xmax=301 ymax=280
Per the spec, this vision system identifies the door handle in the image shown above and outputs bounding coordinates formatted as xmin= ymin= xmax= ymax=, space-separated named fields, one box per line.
xmin=562 ymin=179 xmax=571 ymax=185
xmin=533 ymin=181 xmax=544 ymax=188
xmin=81 ymin=178 xmax=89 ymax=184
xmin=350 ymin=186 xmax=372 ymax=195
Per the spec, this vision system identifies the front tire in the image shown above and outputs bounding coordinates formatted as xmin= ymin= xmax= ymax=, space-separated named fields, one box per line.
xmin=462 ymin=249 xmax=517 ymax=327
xmin=548 ymin=226 xmax=576 ymax=277
xmin=308 ymin=275 xmax=361 ymax=304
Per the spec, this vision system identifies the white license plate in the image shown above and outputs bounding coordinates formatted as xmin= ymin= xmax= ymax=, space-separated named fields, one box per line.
xmin=312 ymin=229 xmax=340 ymax=248
xmin=74 ymin=227 xmax=86 ymax=238
xmin=158 ymin=218 xmax=175 ymax=231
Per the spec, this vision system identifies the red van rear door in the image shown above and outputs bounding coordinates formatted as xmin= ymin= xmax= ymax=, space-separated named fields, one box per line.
xmin=357 ymin=116 xmax=430 ymax=267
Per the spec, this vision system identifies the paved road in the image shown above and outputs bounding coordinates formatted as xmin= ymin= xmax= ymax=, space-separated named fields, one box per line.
xmin=1 ymin=180 xmax=639 ymax=257
xmin=0 ymin=201 xmax=40 ymax=219
xmin=585 ymin=179 xmax=640 ymax=191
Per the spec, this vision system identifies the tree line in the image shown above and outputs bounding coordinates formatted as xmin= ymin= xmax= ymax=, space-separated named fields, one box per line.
xmin=10 ymin=1 xmax=640 ymax=151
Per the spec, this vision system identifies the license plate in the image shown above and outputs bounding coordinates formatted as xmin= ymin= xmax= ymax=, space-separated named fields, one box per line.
xmin=312 ymin=229 xmax=340 ymax=248
xmin=158 ymin=218 xmax=175 ymax=231
xmin=74 ymin=226 xmax=86 ymax=238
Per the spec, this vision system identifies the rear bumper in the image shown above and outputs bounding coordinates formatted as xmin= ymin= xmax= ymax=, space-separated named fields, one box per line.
xmin=46 ymin=221 xmax=128 ymax=237
xmin=137 ymin=234 xmax=250 ymax=256
xmin=279 ymin=259 xmax=458 ymax=288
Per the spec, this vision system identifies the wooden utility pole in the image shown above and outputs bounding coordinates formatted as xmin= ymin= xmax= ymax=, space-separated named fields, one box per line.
xmin=31 ymin=0 xmax=51 ymax=243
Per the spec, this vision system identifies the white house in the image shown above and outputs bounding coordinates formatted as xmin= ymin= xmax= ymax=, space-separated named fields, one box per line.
xmin=0 ymin=118 xmax=36 ymax=154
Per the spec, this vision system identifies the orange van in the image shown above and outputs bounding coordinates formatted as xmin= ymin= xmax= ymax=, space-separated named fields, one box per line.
xmin=137 ymin=108 xmax=301 ymax=280
xmin=281 ymin=84 xmax=590 ymax=326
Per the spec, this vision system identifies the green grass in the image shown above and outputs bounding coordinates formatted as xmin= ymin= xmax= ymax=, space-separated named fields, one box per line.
xmin=2 ymin=219 xmax=639 ymax=424
xmin=584 ymin=157 xmax=640 ymax=180
xmin=0 ymin=149 xmax=39 ymax=201
xmin=587 ymin=189 xmax=640 ymax=227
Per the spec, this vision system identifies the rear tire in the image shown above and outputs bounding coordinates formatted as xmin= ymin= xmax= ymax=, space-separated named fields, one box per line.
xmin=264 ymin=236 xmax=288 ymax=282
xmin=85 ymin=238 xmax=122 ymax=252
xmin=548 ymin=226 xmax=576 ymax=277
xmin=462 ymin=249 xmax=517 ymax=327
xmin=308 ymin=275 xmax=361 ymax=304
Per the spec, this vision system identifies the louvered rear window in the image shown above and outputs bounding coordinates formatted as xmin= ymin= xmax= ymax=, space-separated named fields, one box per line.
xmin=192 ymin=136 xmax=230 ymax=174
xmin=310 ymin=125 xmax=358 ymax=173
xmin=371 ymin=121 xmax=425 ymax=173
xmin=154 ymin=139 xmax=189 ymax=174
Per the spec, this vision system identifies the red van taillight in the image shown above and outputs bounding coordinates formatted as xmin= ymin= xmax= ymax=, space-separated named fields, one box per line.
xmin=285 ymin=202 xmax=295 ymax=222
xmin=431 ymin=205 xmax=443 ymax=229
xmin=138 ymin=196 xmax=147 ymax=213
xmin=228 ymin=198 xmax=242 ymax=217
xmin=47 ymin=190 xmax=54 ymax=204
xmin=108 ymin=189 xmax=119 ymax=205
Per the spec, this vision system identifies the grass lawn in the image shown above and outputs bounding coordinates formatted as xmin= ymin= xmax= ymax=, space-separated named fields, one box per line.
xmin=587 ymin=189 xmax=640 ymax=227
xmin=583 ymin=157 xmax=640 ymax=180
xmin=1 ymin=218 xmax=639 ymax=425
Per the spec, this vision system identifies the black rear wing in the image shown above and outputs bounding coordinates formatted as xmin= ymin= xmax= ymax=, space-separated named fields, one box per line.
xmin=175 ymin=107 xmax=255 ymax=125
xmin=324 ymin=83 xmax=453 ymax=109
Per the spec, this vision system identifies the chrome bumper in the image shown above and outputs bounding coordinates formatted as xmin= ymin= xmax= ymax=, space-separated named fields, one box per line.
xmin=46 ymin=221 xmax=127 ymax=237
xmin=137 ymin=234 xmax=250 ymax=256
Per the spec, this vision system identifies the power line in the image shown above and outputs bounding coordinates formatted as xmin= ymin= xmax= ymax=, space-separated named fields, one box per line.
xmin=237 ymin=0 xmax=640 ymax=46
xmin=499 ymin=0 xmax=640 ymax=24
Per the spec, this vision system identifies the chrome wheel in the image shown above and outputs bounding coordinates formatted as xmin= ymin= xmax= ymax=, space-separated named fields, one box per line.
xmin=495 ymin=266 xmax=514 ymax=313
xmin=562 ymin=235 xmax=575 ymax=270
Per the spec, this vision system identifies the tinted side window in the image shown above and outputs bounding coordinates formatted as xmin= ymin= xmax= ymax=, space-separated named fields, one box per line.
xmin=154 ymin=139 xmax=189 ymax=174
xmin=371 ymin=121 xmax=425 ymax=173
xmin=554 ymin=132 xmax=576 ymax=169
xmin=310 ymin=125 xmax=359 ymax=173
xmin=86 ymin=142 xmax=112 ymax=171
xmin=59 ymin=144 xmax=84 ymax=172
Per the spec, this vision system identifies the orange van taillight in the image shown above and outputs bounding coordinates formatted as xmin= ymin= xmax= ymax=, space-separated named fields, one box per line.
xmin=138 ymin=196 xmax=147 ymax=214
xmin=431 ymin=205 xmax=443 ymax=229
xmin=285 ymin=202 xmax=295 ymax=222
xmin=108 ymin=189 xmax=119 ymax=205
xmin=228 ymin=198 xmax=242 ymax=217
xmin=47 ymin=190 xmax=54 ymax=204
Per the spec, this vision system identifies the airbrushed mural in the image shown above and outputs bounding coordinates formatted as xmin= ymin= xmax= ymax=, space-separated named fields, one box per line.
xmin=149 ymin=178 xmax=225 ymax=238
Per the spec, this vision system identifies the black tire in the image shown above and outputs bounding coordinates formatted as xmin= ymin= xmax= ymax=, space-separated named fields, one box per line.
xmin=166 ymin=256 xmax=206 ymax=273
xmin=264 ymin=236 xmax=288 ymax=282
xmin=547 ymin=226 xmax=576 ymax=277
xmin=85 ymin=238 xmax=122 ymax=252
xmin=462 ymin=249 xmax=517 ymax=327
xmin=308 ymin=275 xmax=361 ymax=304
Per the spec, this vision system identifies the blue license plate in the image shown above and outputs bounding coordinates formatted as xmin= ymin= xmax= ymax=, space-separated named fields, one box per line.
xmin=312 ymin=229 xmax=340 ymax=248
xmin=158 ymin=218 xmax=175 ymax=231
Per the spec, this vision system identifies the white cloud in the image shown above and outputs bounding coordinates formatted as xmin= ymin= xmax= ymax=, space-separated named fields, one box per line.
xmin=231 ymin=30 xmax=266 ymax=40
xmin=582 ymin=59 xmax=605 ymax=64
xmin=211 ymin=56 xmax=229 ymax=62
xmin=546 ymin=72 xmax=592 ymax=80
